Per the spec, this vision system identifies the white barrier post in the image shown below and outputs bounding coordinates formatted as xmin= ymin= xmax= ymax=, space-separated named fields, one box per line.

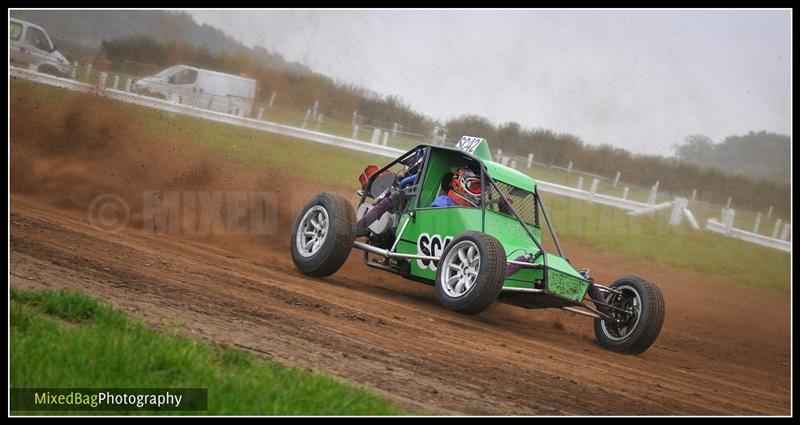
xmin=589 ymin=178 xmax=599 ymax=203
xmin=98 ymin=72 xmax=107 ymax=89
xmin=497 ymin=149 xmax=502 ymax=159
xmin=722 ymin=208 xmax=736 ymax=236
xmin=780 ymin=223 xmax=790 ymax=241
xmin=682 ymin=208 xmax=700 ymax=230
xmin=125 ymin=78 xmax=132 ymax=92
xmin=312 ymin=100 xmax=319 ymax=120
xmin=71 ymin=61 xmax=78 ymax=80
xmin=726 ymin=197 xmax=733 ymax=209
xmin=352 ymin=124 xmax=359 ymax=139
xmin=371 ymin=128 xmax=381 ymax=144
xmin=648 ymin=180 xmax=659 ymax=205
xmin=753 ymin=213 xmax=762 ymax=234
xmin=268 ymin=91 xmax=276 ymax=107
xmin=691 ymin=189 xmax=697 ymax=202
xmin=85 ymin=63 xmax=92 ymax=81
xmin=576 ymin=176 xmax=584 ymax=191
xmin=316 ymin=113 xmax=323 ymax=131
xmin=257 ymin=107 xmax=264 ymax=121
xmin=567 ymin=161 xmax=573 ymax=173
xmin=112 ymin=74 xmax=119 ymax=90
xmin=772 ymin=219 xmax=782 ymax=239
xmin=622 ymin=186 xmax=629 ymax=200
xmin=382 ymin=131 xmax=389 ymax=146
xmin=613 ymin=171 xmax=621 ymax=188
xmin=392 ymin=123 xmax=398 ymax=137
xmin=527 ymin=153 xmax=533 ymax=168
xmin=510 ymin=160 xmax=517 ymax=169
xmin=669 ymin=197 xmax=689 ymax=226
xmin=767 ymin=206 xmax=773 ymax=218
xmin=301 ymin=109 xmax=311 ymax=129
xmin=352 ymin=110 xmax=358 ymax=126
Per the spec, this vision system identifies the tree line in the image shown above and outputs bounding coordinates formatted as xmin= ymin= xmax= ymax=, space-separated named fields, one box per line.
xmin=445 ymin=115 xmax=789 ymax=216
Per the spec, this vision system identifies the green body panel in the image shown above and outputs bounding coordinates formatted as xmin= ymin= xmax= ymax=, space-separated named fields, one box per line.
xmin=391 ymin=140 xmax=586 ymax=303
xmin=546 ymin=268 xmax=591 ymax=303
xmin=483 ymin=161 xmax=536 ymax=193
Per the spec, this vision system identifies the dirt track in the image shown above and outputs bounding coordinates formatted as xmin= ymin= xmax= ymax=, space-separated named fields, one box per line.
xmin=9 ymin=87 xmax=791 ymax=415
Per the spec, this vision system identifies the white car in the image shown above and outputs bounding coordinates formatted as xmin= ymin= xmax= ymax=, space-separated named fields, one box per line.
xmin=10 ymin=17 xmax=70 ymax=77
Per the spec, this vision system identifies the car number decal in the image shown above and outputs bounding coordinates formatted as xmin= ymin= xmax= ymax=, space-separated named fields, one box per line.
xmin=416 ymin=233 xmax=453 ymax=271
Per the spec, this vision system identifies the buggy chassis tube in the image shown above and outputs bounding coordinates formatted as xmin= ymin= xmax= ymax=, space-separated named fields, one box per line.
xmin=353 ymin=241 xmax=439 ymax=262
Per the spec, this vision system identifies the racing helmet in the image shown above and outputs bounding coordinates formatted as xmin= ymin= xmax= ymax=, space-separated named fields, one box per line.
xmin=450 ymin=166 xmax=482 ymax=206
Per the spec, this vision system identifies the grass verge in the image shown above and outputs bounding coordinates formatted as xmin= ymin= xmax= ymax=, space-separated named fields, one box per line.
xmin=10 ymin=286 xmax=404 ymax=416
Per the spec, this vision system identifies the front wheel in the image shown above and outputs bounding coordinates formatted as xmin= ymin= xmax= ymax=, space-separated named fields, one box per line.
xmin=290 ymin=193 xmax=356 ymax=277
xmin=435 ymin=231 xmax=507 ymax=315
xmin=593 ymin=276 xmax=665 ymax=354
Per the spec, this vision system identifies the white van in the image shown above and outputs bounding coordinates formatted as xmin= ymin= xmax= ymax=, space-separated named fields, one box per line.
xmin=131 ymin=65 xmax=257 ymax=117
xmin=9 ymin=17 xmax=71 ymax=77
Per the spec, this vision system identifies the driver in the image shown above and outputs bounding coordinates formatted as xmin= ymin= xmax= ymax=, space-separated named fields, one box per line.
xmin=356 ymin=164 xmax=479 ymax=236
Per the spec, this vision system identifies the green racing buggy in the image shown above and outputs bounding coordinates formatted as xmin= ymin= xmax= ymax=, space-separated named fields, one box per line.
xmin=291 ymin=136 xmax=665 ymax=354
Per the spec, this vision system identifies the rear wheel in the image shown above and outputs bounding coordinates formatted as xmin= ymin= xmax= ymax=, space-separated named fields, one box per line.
xmin=290 ymin=193 xmax=356 ymax=277
xmin=593 ymin=276 xmax=665 ymax=354
xmin=435 ymin=231 xmax=506 ymax=315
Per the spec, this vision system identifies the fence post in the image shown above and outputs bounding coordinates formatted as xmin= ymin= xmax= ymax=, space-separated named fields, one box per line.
xmin=622 ymin=186 xmax=629 ymax=200
xmin=722 ymin=208 xmax=735 ymax=236
xmin=371 ymin=128 xmax=381 ymax=144
xmin=316 ymin=113 xmax=323 ymax=131
xmin=301 ymin=109 xmax=311 ymax=129
xmin=527 ymin=153 xmax=533 ymax=168
xmin=112 ymin=74 xmax=119 ymax=90
xmin=780 ymin=223 xmax=790 ymax=241
xmin=382 ymin=131 xmax=389 ymax=146
xmin=98 ymin=72 xmax=107 ymax=89
xmin=771 ymin=219 xmax=782 ymax=239
xmin=589 ymin=178 xmax=599 ymax=203
xmin=125 ymin=78 xmax=132 ymax=92
xmin=726 ymin=197 xmax=733 ymax=209
xmin=497 ymin=149 xmax=502 ymax=159
xmin=85 ymin=63 xmax=92 ymax=81
xmin=669 ymin=197 xmax=688 ymax=226
xmin=268 ymin=91 xmax=276 ymax=107
xmin=392 ymin=123 xmax=398 ymax=137
xmin=613 ymin=171 xmax=621 ymax=188
xmin=767 ymin=205 xmax=773 ymax=218
xmin=257 ymin=107 xmax=264 ymax=121
xmin=691 ymin=188 xmax=697 ymax=202
xmin=648 ymin=180 xmax=659 ymax=205
xmin=311 ymin=100 xmax=319 ymax=120
xmin=352 ymin=110 xmax=358 ymax=126
xmin=576 ymin=176 xmax=584 ymax=191
xmin=70 ymin=61 xmax=78 ymax=80
xmin=352 ymin=124 xmax=359 ymax=139
xmin=753 ymin=212 xmax=762 ymax=234
xmin=567 ymin=161 xmax=573 ymax=173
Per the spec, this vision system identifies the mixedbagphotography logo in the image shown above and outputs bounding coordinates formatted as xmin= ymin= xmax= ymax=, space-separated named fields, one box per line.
xmin=10 ymin=388 xmax=208 ymax=411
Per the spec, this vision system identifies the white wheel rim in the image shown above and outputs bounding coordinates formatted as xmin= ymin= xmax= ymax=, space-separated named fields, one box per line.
xmin=440 ymin=241 xmax=480 ymax=298
xmin=296 ymin=206 xmax=329 ymax=257
xmin=601 ymin=284 xmax=642 ymax=341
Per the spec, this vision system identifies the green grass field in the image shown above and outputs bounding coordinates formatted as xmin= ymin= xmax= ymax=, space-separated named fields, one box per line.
xmin=12 ymin=79 xmax=791 ymax=291
xmin=10 ymin=287 xmax=403 ymax=415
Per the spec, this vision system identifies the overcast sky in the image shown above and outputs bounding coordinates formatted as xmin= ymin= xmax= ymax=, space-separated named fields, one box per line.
xmin=189 ymin=9 xmax=791 ymax=157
